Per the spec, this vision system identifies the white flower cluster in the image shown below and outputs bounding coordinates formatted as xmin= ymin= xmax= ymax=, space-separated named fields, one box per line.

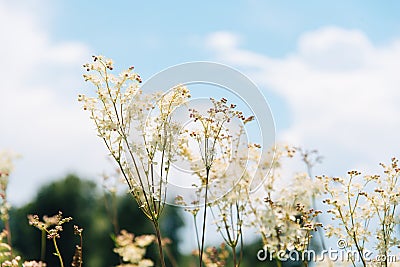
xmin=22 ymin=261 xmax=47 ymax=267
xmin=319 ymin=158 xmax=400 ymax=266
xmin=0 ymin=230 xmax=10 ymax=258
xmin=0 ymin=151 xmax=19 ymax=266
xmin=192 ymin=243 xmax=229 ymax=267
xmin=176 ymin=98 xmax=254 ymax=204
xmin=1 ymin=256 xmax=21 ymax=267
xmin=79 ymin=56 xmax=190 ymax=222
xmin=28 ymin=211 xmax=73 ymax=239
xmin=175 ymin=98 xmax=255 ymax=265
xmin=0 ymin=150 xmax=15 ymax=182
xmin=113 ymin=230 xmax=155 ymax=267
xmin=0 ymin=230 xmax=20 ymax=267
xmin=209 ymin=127 xmax=256 ymax=250
xmin=0 ymin=151 xmax=18 ymax=222
xmin=246 ymin=145 xmax=323 ymax=257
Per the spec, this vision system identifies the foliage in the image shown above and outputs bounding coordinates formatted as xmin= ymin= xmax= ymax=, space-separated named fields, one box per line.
xmin=8 ymin=175 xmax=184 ymax=267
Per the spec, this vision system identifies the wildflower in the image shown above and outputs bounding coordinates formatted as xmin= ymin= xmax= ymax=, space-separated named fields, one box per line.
xmin=178 ymin=97 xmax=255 ymax=267
xmin=193 ymin=243 xmax=229 ymax=267
xmin=322 ymin=158 xmax=400 ymax=266
xmin=246 ymin=145 xmax=323 ymax=258
xmin=28 ymin=211 xmax=72 ymax=233
xmin=80 ymin=56 xmax=191 ymax=267
xmin=1 ymin=256 xmax=21 ymax=267
xmin=0 ymin=151 xmax=18 ymax=223
xmin=27 ymin=212 xmax=74 ymax=267
xmin=135 ymin=235 xmax=156 ymax=247
xmin=0 ymin=230 xmax=16 ymax=265
xmin=80 ymin=55 xmax=190 ymax=215
xmin=113 ymin=230 xmax=155 ymax=267
xmin=22 ymin=261 xmax=47 ymax=267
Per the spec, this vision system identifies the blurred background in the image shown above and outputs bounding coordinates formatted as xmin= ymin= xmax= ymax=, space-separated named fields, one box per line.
xmin=1 ymin=0 xmax=400 ymax=266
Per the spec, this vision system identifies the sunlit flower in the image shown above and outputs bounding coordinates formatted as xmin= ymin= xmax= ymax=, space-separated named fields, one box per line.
xmin=80 ymin=56 xmax=190 ymax=226
xmin=320 ymin=158 xmax=400 ymax=266
xmin=246 ymin=145 xmax=323 ymax=258
xmin=22 ymin=261 xmax=47 ymax=267
xmin=1 ymin=256 xmax=21 ymax=267
xmin=114 ymin=230 xmax=155 ymax=266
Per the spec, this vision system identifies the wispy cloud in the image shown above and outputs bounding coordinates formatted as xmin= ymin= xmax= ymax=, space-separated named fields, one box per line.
xmin=0 ymin=1 xmax=110 ymax=204
xmin=206 ymin=27 xmax=400 ymax=174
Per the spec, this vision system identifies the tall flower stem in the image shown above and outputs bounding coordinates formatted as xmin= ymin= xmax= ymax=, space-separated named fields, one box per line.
xmin=153 ymin=220 xmax=167 ymax=267
xmin=199 ymin=168 xmax=210 ymax=267
xmin=0 ymin=192 xmax=12 ymax=258
xmin=41 ymin=229 xmax=46 ymax=261
xmin=232 ymin=244 xmax=237 ymax=267
xmin=53 ymin=237 xmax=64 ymax=267
xmin=193 ymin=215 xmax=201 ymax=253
xmin=302 ymin=150 xmax=326 ymax=251
xmin=4 ymin=219 xmax=12 ymax=257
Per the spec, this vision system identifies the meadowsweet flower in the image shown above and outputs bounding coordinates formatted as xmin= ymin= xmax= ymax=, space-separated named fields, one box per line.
xmin=184 ymin=97 xmax=251 ymax=173
xmin=135 ymin=235 xmax=156 ymax=247
xmin=71 ymin=225 xmax=83 ymax=267
xmin=0 ymin=230 xmax=13 ymax=263
xmin=200 ymin=125 xmax=258 ymax=267
xmin=1 ymin=256 xmax=21 ymax=267
xmin=176 ymin=97 xmax=254 ymax=266
xmin=113 ymin=230 xmax=155 ymax=267
xmin=193 ymin=243 xmax=229 ymax=267
xmin=0 ymin=151 xmax=18 ymax=223
xmin=0 ymin=151 xmax=19 ymax=260
xmin=80 ymin=56 xmax=191 ymax=267
xmin=28 ymin=211 xmax=72 ymax=234
xmin=321 ymin=158 xmax=400 ymax=267
xmin=246 ymin=145 xmax=323 ymax=260
xmin=27 ymin=211 xmax=74 ymax=267
xmin=22 ymin=261 xmax=47 ymax=267
xmin=80 ymin=56 xmax=190 ymax=221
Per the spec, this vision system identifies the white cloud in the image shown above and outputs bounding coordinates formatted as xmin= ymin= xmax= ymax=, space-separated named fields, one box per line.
xmin=297 ymin=27 xmax=373 ymax=71
xmin=206 ymin=27 xmax=400 ymax=175
xmin=0 ymin=1 xmax=111 ymax=204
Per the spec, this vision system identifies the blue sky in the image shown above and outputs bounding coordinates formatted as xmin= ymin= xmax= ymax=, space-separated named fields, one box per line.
xmin=1 ymin=0 xmax=400 ymax=250
xmin=48 ymin=0 xmax=400 ymax=131
xmin=50 ymin=1 xmax=400 ymax=59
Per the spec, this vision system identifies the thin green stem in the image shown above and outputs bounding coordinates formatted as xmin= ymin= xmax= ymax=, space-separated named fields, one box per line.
xmin=53 ymin=237 xmax=64 ymax=267
xmin=193 ymin=215 xmax=201 ymax=253
xmin=305 ymin=159 xmax=326 ymax=251
xmin=238 ymin=230 xmax=243 ymax=267
xmin=4 ymin=217 xmax=12 ymax=258
xmin=153 ymin=221 xmax=167 ymax=267
xmin=232 ymin=245 xmax=237 ymax=267
xmin=41 ymin=229 xmax=46 ymax=261
xmin=79 ymin=232 xmax=83 ymax=267
xmin=199 ymin=168 xmax=210 ymax=267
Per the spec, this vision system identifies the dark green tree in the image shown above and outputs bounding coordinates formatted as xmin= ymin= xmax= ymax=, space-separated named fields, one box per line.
xmin=9 ymin=174 xmax=185 ymax=267
xmin=10 ymin=174 xmax=111 ymax=266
